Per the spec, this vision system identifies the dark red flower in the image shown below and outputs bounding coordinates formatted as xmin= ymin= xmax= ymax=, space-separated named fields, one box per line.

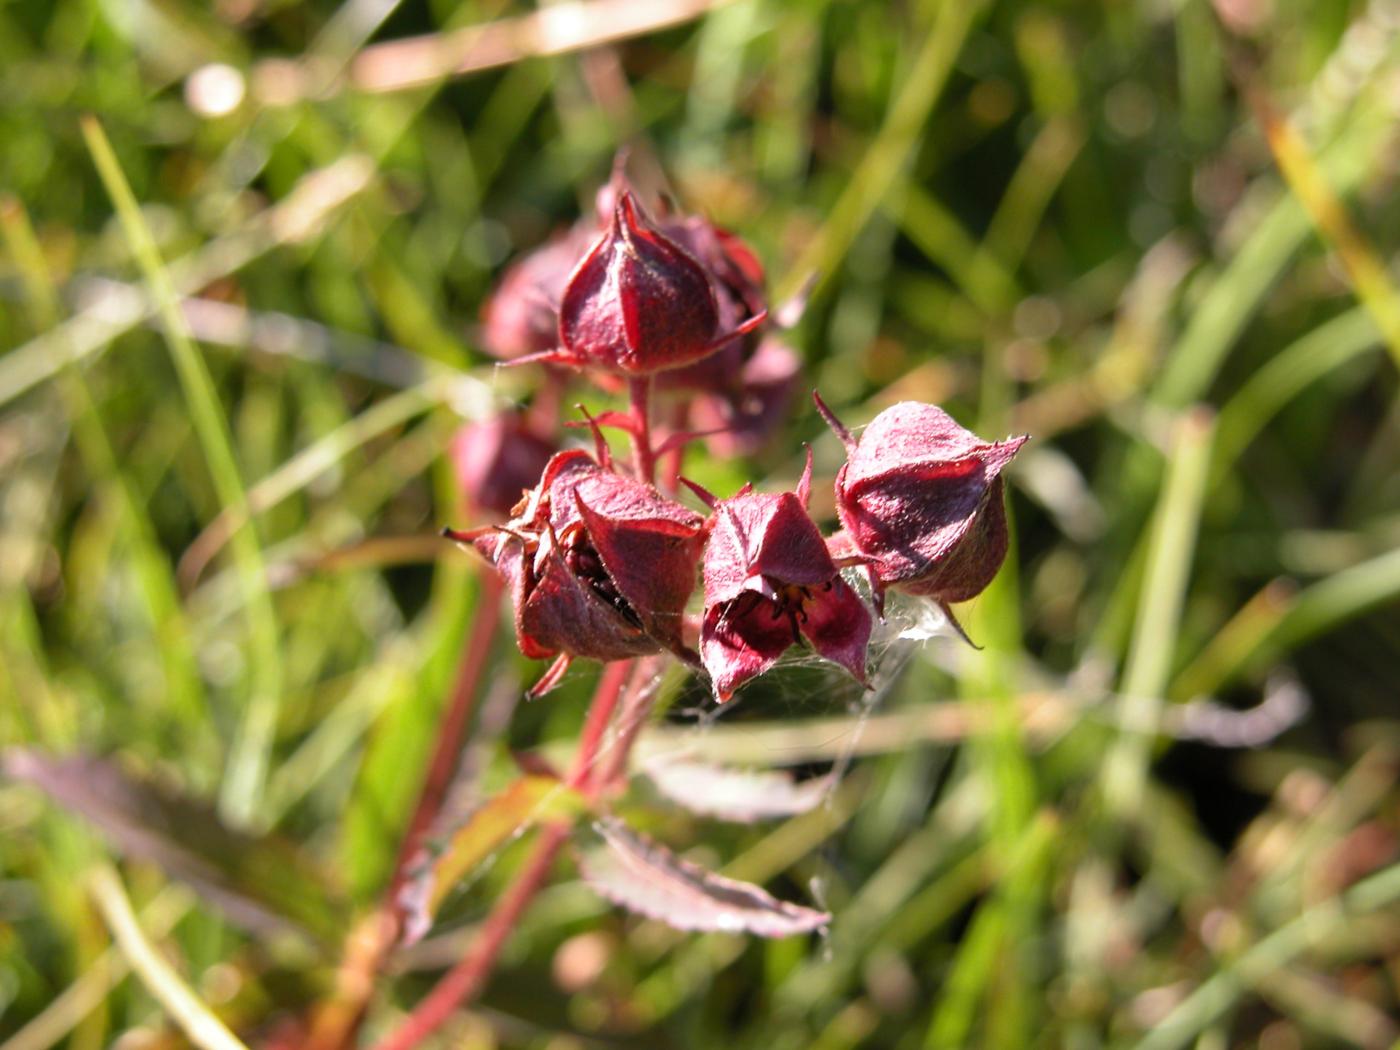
xmin=662 ymin=215 xmax=766 ymax=342
xmin=654 ymin=216 xmax=768 ymax=395
xmin=688 ymin=338 xmax=801 ymax=457
xmin=454 ymin=448 xmax=705 ymax=697
xmin=545 ymin=192 xmax=765 ymax=376
xmin=449 ymin=411 xmax=555 ymax=521
xmin=695 ymin=453 xmax=872 ymax=702
xmin=480 ymin=226 xmax=595 ymax=360
xmin=645 ymin=216 xmax=789 ymax=455
xmin=815 ymin=394 xmax=1027 ymax=621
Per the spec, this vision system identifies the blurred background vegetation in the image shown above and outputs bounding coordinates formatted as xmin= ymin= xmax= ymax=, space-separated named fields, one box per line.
xmin=3 ymin=0 xmax=1400 ymax=1047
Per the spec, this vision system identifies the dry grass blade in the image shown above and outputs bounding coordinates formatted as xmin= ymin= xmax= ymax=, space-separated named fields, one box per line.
xmin=252 ymin=0 xmax=731 ymax=102
xmin=0 ymin=887 xmax=191 ymax=1050
xmin=0 ymin=155 xmax=374 ymax=410
xmin=1249 ymin=79 xmax=1400 ymax=371
xmin=634 ymin=692 xmax=1077 ymax=768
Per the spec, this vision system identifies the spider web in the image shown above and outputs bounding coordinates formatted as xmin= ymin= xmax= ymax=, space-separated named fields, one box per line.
xmin=405 ymin=577 xmax=955 ymax=941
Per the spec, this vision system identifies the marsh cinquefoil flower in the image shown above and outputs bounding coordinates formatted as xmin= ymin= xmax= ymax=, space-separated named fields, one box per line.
xmin=691 ymin=452 xmax=872 ymax=702
xmin=455 ymin=445 xmax=705 ymax=697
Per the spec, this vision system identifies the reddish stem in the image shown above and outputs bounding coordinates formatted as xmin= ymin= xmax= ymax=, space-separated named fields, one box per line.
xmin=659 ymin=400 xmax=688 ymax=496
xmin=627 ymin=375 xmax=656 ymax=484
xmin=595 ymin=656 xmax=665 ymax=792
xmin=568 ymin=659 xmax=632 ymax=790
xmin=388 ymin=567 xmax=506 ymax=900
xmin=368 ymin=659 xmax=634 ymax=1050
xmin=308 ymin=567 xmax=504 ymax=1050
xmin=368 ymin=821 xmax=570 ymax=1050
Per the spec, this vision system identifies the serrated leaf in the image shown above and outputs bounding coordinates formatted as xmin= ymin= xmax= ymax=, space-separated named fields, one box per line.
xmin=3 ymin=749 xmax=345 ymax=944
xmin=398 ymin=774 xmax=585 ymax=944
xmin=642 ymin=755 xmax=835 ymax=822
xmin=577 ymin=819 xmax=830 ymax=937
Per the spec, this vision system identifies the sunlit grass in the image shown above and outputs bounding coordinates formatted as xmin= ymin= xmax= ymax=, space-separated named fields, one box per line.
xmin=2 ymin=0 xmax=1399 ymax=1048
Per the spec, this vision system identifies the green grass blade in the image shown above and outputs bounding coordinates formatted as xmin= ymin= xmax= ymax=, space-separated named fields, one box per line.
xmin=1102 ymin=408 xmax=1215 ymax=820
xmin=1132 ymin=861 xmax=1400 ymax=1050
xmin=1153 ymin=92 xmax=1395 ymax=409
xmin=777 ymin=0 xmax=987 ymax=302
xmin=80 ymin=117 xmax=283 ymax=826
xmin=88 ymin=867 xmax=249 ymax=1050
xmin=1209 ymin=307 xmax=1380 ymax=485
xmin=0 ymin=196 xmax=206 ymax=736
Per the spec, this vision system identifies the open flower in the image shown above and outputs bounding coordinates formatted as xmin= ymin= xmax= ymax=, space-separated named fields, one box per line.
xmin=694 ymin=453 xmax=872 ymax=701
xmin=815 ymin=394 xmax=1026 ymax=622
xmin=454 ymin=447 xmax=705 ymax=697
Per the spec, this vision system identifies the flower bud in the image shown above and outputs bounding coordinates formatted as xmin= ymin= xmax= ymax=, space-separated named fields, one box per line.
xmin=481 ymin=226 xmax=594 ymax=360
xmin=551 ymin=193 xmax=764 ymax=376
xmin=654 ymin=216 xmax=768 ymax=394
xmin=815 ymin=395 xmax=1027 ymax=620
xmin=662 ymin=215 xmax=766 ymax=340
xmin=449 ymin=412 xmax=555 ymax=521
xmin=695 ymin=453 xmax=872 ymax=701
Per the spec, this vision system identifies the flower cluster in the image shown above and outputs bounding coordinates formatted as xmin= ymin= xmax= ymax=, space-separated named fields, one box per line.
xmin=448 ymin=161 xmax=1025 ymax=701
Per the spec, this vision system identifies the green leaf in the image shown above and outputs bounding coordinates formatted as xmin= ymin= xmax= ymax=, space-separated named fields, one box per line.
xmin=399 ymin=775 xmax=586 ymax=943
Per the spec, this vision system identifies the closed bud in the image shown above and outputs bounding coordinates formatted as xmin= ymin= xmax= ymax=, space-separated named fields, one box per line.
xmin=549 ymin=192 xmax=764 ymax=376
xmin=449 ymin=412 xmax=555 ymax=521
xmin=481 ymin=226 xmax=594 ymax=360
xmin=815 ymin=395 xmax=1027 ymax=623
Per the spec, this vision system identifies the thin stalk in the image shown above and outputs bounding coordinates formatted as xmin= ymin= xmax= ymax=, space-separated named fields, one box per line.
xmin=310 ymin=571 xmax=506 ymax=1050
xmin=368 ymin=658 xmax=633 ymax=1050
xmin=367 ymin=822 xmax=571 ymax=1050
xmin=628 ymin=375 xmax=657 ymax=483
xmin=389 ymin=569 xmax=506 ymax=895
xmin=1102 ymin=408 xmax=1215 ymax=821
xmin=593 ymin=656 xmax=668 ymax=793
xmin=659 ymin=401 xmax=688 ymax=495
xmin=568 ymin=659 xmax=634 ymax=791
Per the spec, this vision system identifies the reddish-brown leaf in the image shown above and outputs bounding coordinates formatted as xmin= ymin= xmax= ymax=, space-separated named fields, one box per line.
xmin=577 ymin=819 xmax=829 ymax=937
xmin=3 ymin=749 xmax=345 ymax=944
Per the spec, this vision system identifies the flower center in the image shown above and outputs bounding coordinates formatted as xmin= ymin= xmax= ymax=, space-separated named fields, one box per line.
xmin=728 ymin=579 xmax=834 ymax=645
xmin=562 ymin=527 xmax=642 ymax=628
